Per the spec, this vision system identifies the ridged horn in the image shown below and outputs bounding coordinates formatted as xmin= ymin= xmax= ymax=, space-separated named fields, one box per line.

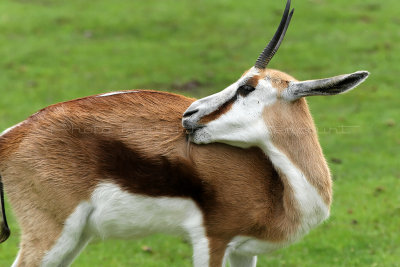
xmin=254 ymin=0 xmax=294 ymax=69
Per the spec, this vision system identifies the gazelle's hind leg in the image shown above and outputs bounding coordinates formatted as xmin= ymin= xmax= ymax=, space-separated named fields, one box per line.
xmin=41 ymin=202 xmax=93 ymax=267
xmin=56 ymin=232 xmax=92 ymax=267
xmin=14 ymin=202 xmax=93 ymax=267
xmin=12 ymin=213 xmax=64 ymax=267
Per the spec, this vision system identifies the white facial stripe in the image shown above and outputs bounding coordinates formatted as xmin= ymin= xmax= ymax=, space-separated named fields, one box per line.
xmin=196 ymin=83 xmax=237 ymax=116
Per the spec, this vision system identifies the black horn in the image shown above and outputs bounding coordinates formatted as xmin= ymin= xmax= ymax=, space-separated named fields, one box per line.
xmin=254 ymin=0 xmax=294 ymax=69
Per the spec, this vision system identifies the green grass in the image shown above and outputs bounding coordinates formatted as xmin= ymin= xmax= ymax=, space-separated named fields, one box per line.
xmin=0 ymin=0 xmax=399 ymax=266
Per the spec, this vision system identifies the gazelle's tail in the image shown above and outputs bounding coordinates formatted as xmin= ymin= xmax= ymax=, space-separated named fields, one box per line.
xmin=0 ymin=175 xmax=10 ymax=243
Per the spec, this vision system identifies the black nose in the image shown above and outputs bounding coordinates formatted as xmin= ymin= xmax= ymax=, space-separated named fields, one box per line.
xmin=183 ymin=109 xmax=199 ymax=118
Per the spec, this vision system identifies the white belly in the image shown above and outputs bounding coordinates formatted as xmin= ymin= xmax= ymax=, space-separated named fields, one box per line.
xmin=87 ymin=182 xmax=206 ymax=240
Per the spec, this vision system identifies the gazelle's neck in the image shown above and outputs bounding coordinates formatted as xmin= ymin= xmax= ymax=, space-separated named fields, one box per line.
xmin=262 ymin=98 xmax=332 ymax=205
xmin=259 ymin=98 xmax=332 ymax=234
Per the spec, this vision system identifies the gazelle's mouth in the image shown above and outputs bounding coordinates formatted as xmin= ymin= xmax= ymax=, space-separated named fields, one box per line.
xmin=182 ymin=114 xmax=202 ymax=131
xmin=182 ymin=115 xmax=206 ymax=142
xmin=184 ymin=125 xmax=204 ymax=135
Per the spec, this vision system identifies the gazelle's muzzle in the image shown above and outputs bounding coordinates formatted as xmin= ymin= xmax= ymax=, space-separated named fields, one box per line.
xmin=182 ymin=84 xmax=237 ymax=132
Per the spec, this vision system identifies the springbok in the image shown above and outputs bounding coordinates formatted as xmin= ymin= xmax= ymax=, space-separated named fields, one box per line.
xmin=0 ymin=0 xmax=368 ymax=266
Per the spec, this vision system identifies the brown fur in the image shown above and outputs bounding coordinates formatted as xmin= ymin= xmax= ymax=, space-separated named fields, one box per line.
xmin=252 ymin=68 xmax=296 ymax=92
xmin=208 ymin=238 xmax=229 ymax=266
xmin=264 ymin=69 xmax=294 ymax=92
xmin=0 ymin=88 xmax=329 ymax=266
xmin=246 ymin=75 xmax=261 ymax=88
xmin=242 ymin=69 xmax=294 ymax=90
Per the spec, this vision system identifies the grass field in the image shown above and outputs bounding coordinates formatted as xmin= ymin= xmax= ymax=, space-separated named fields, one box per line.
xmin=0 ymin=0 xmax=399 ymax=266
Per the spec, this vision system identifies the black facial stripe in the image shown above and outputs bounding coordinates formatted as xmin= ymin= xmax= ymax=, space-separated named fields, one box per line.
xmin=237 ymin=84 xmax=256 ymax=97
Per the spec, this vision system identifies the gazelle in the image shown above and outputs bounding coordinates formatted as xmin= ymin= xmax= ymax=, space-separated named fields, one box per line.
xmin=0 ymin=0 xmax=368 ymax=266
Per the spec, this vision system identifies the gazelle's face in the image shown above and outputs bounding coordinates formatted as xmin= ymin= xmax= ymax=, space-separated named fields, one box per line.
xmin=182 ymin=67 xmax=369 ymax=147
xmin=182 ymin=67 xmax=295 ymax=148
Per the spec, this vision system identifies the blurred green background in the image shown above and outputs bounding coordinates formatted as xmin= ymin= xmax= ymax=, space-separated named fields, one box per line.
xmin=0 ymin=0 xmax=399 ymax=266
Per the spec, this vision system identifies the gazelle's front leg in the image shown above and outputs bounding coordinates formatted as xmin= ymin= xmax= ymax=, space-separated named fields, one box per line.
xmin=228 ymin=253 xmax=257 ymax=267
xmin=191 ymin=235 xmax=210 ymax=267
xmin=191 ymin=235 xmax=228 ymax=267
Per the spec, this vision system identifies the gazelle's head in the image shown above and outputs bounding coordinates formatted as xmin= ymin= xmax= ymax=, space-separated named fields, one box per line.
xmin=182 ymin=0 xmax=369 ymax=148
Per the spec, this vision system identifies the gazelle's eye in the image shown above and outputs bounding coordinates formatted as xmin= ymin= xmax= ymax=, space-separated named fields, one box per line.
xmin=237 ymin=84 xmax=255 ymax=96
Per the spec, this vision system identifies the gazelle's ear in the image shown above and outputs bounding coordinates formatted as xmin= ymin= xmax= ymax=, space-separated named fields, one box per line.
xmin=283 ymin=71 xmax=369 ymax=101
